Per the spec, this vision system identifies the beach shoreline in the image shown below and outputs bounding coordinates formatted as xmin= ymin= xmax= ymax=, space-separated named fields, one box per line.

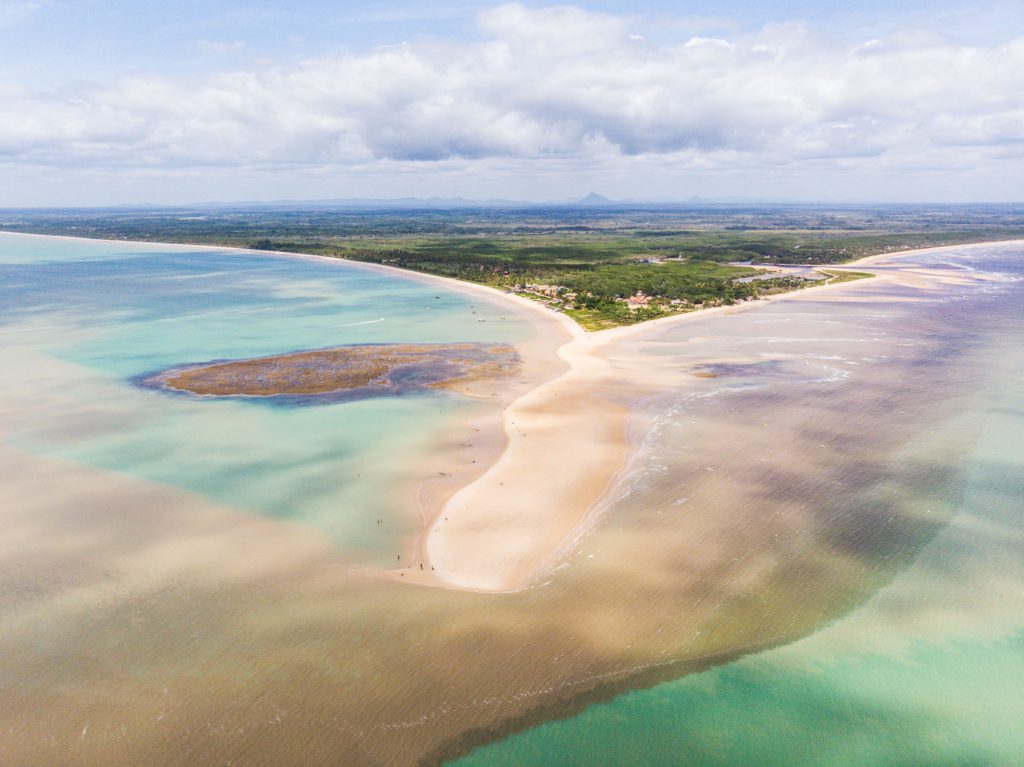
xmin=4 ymin=230 xmax=1020 ymax=593
xmin=418 ymin=240 xmax=1022 ymax=592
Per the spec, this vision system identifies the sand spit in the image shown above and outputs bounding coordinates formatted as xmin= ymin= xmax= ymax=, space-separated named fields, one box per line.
xmin=4 ymin=230 xmax=1019 ymax=594
xmin=423 ymin=242 xmax=1023 ymax=591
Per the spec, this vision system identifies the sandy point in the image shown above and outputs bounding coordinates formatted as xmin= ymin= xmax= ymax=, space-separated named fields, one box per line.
xmin=421 ymin=240 xmax=1024 ymax=592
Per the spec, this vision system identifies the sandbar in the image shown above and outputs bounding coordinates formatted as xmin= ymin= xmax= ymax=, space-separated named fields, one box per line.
xmin=421 ymin=241 xmax=1024 ymax=591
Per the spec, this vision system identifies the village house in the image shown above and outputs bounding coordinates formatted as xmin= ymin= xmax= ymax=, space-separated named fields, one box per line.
xmin=625 ymin=291 xmax=651 ymax=311
xmin=522 ymin=283 xmax=561 ymax=298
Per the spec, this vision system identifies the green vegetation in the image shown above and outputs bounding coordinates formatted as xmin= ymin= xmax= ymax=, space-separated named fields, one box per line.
xmin=3 ymin=203 xmax=1021 ymax=329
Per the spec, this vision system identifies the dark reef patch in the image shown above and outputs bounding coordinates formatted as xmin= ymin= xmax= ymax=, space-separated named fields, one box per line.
xmin=140 ymin=342 xmax=520 ymax=405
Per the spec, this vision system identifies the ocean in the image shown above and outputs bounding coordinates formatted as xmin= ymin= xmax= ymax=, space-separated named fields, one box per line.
xmin=0 ymin=234 xmax=534 ymax=565
xmin=1 ymin=233 xmax=1020 ymax=766
xmin=452 ymin=244 xmax=1024 ymax=766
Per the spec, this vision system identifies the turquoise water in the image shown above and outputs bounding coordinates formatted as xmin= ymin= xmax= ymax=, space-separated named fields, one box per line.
xmin=0 ymin=234 xmax=532 ymax=562
xmin=453 ymin=246 xmax=1024 ymax=767
xmin=455 ymin=393 xmax=1024 ymax=766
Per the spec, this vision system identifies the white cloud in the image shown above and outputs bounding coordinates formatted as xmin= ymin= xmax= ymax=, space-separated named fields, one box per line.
xmin=1 ymin=2 xmax=1023 ymax=199
xmin=683 ymin=37 xmax=733 ymax=49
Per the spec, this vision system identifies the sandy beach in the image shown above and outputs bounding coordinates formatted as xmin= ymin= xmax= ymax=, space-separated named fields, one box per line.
xmin=4 ymin=231 xmax=1019 ymax=594
xmin=421 ymin=240 xmax=1024 ymax=591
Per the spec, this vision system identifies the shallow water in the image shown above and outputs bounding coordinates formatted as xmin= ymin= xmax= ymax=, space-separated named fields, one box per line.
xmin=453 ymin=246 xmax=1024 ymax=766
xmin=1 ymin=234 xmax=1021 ymax=767
xmin=0 ymin=234 xmax=534 ymax=562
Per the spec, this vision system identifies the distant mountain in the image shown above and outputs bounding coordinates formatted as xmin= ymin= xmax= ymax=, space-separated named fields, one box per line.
xmin=575 ymin=192 xmax=616 ymax=206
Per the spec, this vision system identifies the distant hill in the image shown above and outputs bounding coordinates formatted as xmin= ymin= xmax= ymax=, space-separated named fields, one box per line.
xmin=575 ymin=192 xmax=616 ymax=206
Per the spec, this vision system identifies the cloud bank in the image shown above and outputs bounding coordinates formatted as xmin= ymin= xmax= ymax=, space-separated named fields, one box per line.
xmin=1 ymin=3 xmax=1022 ymax=201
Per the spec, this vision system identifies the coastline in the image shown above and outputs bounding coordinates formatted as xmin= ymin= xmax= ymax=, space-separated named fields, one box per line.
xmin=0 ymin=230 xmax=578 ymax=591
xmin=4 ymin=230 xmax=1020 ymax=594
xmin=420 ymin=239 xmax=1024 ymax=592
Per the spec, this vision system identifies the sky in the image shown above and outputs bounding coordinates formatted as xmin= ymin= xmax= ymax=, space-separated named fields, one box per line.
xmin=1 ymin=0 xmax=1023 ymax=206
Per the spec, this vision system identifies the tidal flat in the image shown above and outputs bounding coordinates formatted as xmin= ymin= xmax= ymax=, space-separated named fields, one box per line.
xmin=145 ymin=342 xmax=520 ymax=402
xmin=0 ymin=232 xmax=1021 ymax=766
